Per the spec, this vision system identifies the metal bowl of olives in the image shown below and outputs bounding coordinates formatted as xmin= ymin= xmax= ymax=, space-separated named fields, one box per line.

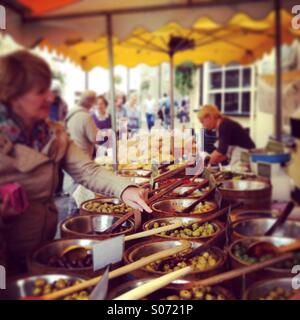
xmin=228 ymin=237 xmax=299 ymax=281
xmin=244 ymin=278 xmax=298 ymax=300
xmin=108 ymin=278 xmax=235 ymax=300
xmin=143 ymin=217 xmax=224 ymax=243
xmin=80 ymin=198 xmax=133 ymax=215
xmin=150 ymin=198 xmax=217 ymax=219
xmin=28 ymin=238 xmax=109 ymax=278
xmin=61 ymin=214 xmax=135 ymax=240
xmin=230 ymin=218 xmax=300 ymax=241
xmin=0 ymin=274 xmax=90 ymax=300
xmin=124 ymin=239 xmax=226 ymax=281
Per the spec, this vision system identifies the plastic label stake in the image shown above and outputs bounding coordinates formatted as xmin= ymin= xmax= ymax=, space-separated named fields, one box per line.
xmin=89 ymin=266 xmax=110 ymax=300
xmin=93 ymin=236 xmax=124 ymax=271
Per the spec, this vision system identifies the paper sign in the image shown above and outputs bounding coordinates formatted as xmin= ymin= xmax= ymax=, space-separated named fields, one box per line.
xmin=89 ymin=266 xmax=110 ymax=300
xmin=257 ymin=162 xmax=271 ymax=179
xmin=93 ymin=235 xmax=124 ymax=271
xmin=240 ymin=151 xmax=250 ymax=163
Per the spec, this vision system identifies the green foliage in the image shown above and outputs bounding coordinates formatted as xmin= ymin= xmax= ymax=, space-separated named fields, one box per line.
xmin=140 ymin=79 xmax=150 ymax=92
xmin=175 ymin=62 xmax=196 ymax=96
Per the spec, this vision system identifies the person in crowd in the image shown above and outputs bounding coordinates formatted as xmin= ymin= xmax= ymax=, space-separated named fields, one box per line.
xmin=48 ymin=80 xmax=68 ymax=123
xmin=197 ymin=104 xmax=256 ymax=165
xmin=92 ymin=95 xmax=112 ymax=131
xmin=144 ymin=94 xmax=157 ymax=131
xmin=161 ymin=93 xmax=171 ymax=129
xmin=0 ymin=51 xmax=151 ymax=274
xmin=91 ymin=95 xmax=112 ymax=148
xmin=126 ymin=94 xmax=141 ymax=136
xmin=66 ymin=90 xmax=98 ymax=158
xmin=178 ymin=97 xmax=190 ymax=124
xmin=115 ymin=94 xmax=127 ymax=120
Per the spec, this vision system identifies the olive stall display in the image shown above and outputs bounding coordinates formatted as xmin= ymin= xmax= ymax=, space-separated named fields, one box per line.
xmin=162 ymin=286 xmax=228 ymax=300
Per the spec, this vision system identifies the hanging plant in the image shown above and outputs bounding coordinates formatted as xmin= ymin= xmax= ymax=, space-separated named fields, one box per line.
xmin=175 ymin=62 xmax=197 ymax=96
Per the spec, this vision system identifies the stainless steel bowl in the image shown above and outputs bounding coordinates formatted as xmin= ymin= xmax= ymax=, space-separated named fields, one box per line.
xmin=143 ymin=217 xmax=224 ymax=242
xmin=220 ymin=180 xmax=269 ymax=191
xmin=0 ymin=274 xmax=85 ymax=300
xmin=124 ymin=239 xmax=226 ymax=281
xmin=108 ymin=278 xmax=235 ymax=300
xmin=228 ymin=237 xmax=298 ymax=288
xmin=61 ymin=214 xmax=134 ymax=240
xmin=169 ymin=185 xmax=206 ymax=198
xmin=228 ymin=236 xmax=298 ymax=272
xmin=244 ymin=278 xmax=295 ymax=300
xmin=80 ymin=198 xmax=130 ymax=215
xmin=151 ymin=198 xmax=217 ymax=218
xmin=28 ymin=238 xmax=106 ymax=277
xmin=231 ymin=218 xmax=300 ymax=240
xmin=229 ymin=209 xmax=276 ymax=223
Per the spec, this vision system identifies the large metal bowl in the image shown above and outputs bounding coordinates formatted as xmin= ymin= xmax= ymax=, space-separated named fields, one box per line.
xmin=230 ymin=218 xmax=300 ymax=241
xmin=80 ymin=198 xmax=131 ymax=215
xmin=219 ymin=180 xmax=272 ymax=210
xmin=28 ymin=238 xmax=110 ymax=278
xmin=228 ymin=237 xmax=298 ymax=281
xmin=143 ymin=217 xmax=224 ymax=243
xmin=244 ymin=278 xmax=296 ymax=300
xmin=61 ymin=214 xmax=134 ymax=240
xmin=227 ymin=236 xmax=299 ymax=291
xmin=220 ymin=180 xmax=269 ymax=192
xmin=0 ymin=274 xmax=86 ymax=300
xmin=150 ymin=198 xmax=217 ymax=218
xmin=229 ymin=209 xmax=277 ymax=223
xmin=124 ymin=239 xmax=226 ymax=282
xmin=108 ymin=278 xmax=235 ymax=300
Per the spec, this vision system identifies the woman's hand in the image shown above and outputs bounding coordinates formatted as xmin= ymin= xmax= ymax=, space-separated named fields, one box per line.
xmin=121 ymin=187 xmax=152 ymax=213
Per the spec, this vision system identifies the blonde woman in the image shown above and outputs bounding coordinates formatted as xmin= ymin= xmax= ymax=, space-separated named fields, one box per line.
xmin=0 ymin=51 xmax=151 ymax=275
xmin=198 ymin=104 xmax=255 ymax=165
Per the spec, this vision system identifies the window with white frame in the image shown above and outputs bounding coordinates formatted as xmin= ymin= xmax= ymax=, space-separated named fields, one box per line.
xmin=203 ymin=62 xmax=255 ymax=116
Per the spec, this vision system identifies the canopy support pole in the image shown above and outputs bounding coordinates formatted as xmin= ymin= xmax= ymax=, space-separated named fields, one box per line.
xmin=274 ymin=0 xmax=282 ymax=142
xmin=170 ymin=53 xmax=175 ymax=155
xmin=85 ymin=72 xmax=89 ymax=90
xmin=106 ymin=14 xmax=118 ymax=171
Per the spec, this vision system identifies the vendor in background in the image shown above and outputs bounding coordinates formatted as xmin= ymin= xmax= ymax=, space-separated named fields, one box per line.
xmin=66 ymin=90 xmax=98 ymax=158
xmin=92 ymin=95 xmax=112 ymax=147
xmin=126 ymin=94 xmax=141 ymax=136
xmin=48 ymin=80 xmax=68 ymax=123
xmin=197 ymin=104 xmax=256 ymax=165
xmin=0 ymin=50 xmax=151 ymax=275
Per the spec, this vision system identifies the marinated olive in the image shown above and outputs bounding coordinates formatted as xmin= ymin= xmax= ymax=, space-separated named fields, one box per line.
xmin=84 ymin=201 xmax=133 ymax=214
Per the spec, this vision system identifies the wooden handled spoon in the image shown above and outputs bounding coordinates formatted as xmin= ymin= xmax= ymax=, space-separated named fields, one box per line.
xmin=264 ymin=201 xmax=295 ymax=236
xmin=247 ymin=238 xmax=300 ymax=259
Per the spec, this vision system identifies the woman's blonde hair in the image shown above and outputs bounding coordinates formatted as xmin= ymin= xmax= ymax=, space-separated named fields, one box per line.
xmin=197 ymin=104 xmax=221 ymax=122
xmin=0 ymin=50 xmax=52 ymax=104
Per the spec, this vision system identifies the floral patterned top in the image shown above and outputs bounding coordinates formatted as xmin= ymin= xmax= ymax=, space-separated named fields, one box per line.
xmin=0 ymin=103 xmax=51 ymax=152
